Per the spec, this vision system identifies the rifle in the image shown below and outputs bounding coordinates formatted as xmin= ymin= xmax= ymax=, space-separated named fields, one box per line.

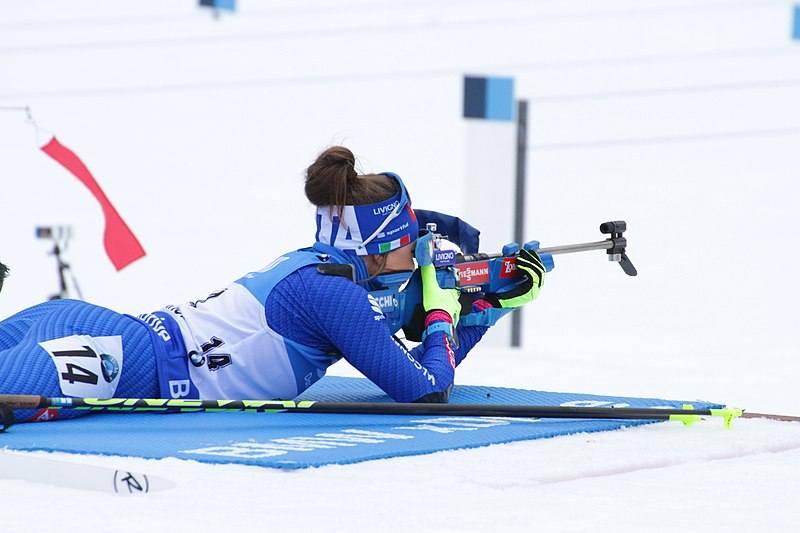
xmin=368 ymin=217 xmax=637 ymax=340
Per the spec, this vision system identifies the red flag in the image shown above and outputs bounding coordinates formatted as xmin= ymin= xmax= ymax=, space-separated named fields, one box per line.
xmin=41 ymin=136 xmax=146 ymax=271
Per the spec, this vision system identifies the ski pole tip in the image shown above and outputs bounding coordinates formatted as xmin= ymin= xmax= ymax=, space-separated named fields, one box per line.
xmin=710 ymin=407 xmax=743 ymax=429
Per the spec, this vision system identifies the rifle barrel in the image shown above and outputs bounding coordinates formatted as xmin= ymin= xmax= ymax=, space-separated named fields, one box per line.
xmin=460 ymin=239 xmax=612 ymax=262
xmin=539 ymin=239 xmax=612 ymax=255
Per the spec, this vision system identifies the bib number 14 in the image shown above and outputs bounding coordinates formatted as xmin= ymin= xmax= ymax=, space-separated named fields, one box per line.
xmin=39 ymin=335 xmax=124 ymax=398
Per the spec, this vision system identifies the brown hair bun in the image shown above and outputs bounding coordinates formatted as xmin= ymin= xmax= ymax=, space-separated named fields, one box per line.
xmin=305 ymin=146 xmax=398 ymax=217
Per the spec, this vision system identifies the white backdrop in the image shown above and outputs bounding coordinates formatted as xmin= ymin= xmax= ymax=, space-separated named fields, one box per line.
xmin=1 ymin=0 xmax=798 ymax=411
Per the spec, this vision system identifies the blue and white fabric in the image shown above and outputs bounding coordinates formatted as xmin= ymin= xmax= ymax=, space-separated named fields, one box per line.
xmin=314 ymin=172 xmax=419 ymax=256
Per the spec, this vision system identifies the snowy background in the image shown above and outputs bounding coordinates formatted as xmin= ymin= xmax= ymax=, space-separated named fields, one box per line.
xmin=1 ymin=0 xmax=799 ymax=531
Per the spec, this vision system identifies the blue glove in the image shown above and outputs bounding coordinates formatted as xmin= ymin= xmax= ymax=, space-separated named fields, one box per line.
xmin=485 ymin=248 xmax=545 ymax=309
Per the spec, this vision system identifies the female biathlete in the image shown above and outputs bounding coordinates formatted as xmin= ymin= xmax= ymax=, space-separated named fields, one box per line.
xmin=0 ymin=146 xmax=544 ymax=422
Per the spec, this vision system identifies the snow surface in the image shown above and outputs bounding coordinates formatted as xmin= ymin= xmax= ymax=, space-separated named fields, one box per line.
xmin=2 ymin=0 xmax=800 ymax=531
xmin=3 ymin=351 xmax=800 ymax=533
xmin=2 ymin=415 xmax=800 ymax=533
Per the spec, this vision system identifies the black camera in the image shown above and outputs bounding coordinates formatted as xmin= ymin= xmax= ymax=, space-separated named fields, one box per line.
xmin=35 ymin=226 xmax=72 ymax=241
xmin=0 ymin=262 xmax=8 ymax=293
xmin=35 ymin=225 xmax=81 ymax=299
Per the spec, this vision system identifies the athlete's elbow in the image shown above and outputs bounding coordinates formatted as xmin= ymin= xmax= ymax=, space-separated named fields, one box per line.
xmin=411 ymin=384 xmax=453 ymax=404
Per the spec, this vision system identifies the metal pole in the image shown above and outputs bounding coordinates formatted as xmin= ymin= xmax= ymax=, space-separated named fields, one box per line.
xmin=0 ymin=395 xmax=749 ymax=432
xmin=0 ymin=393 xmax=725 ymax=420
xmin=538 ymin=240 xmax=612 ymax=255
xmin=460 ymin=239 xmax=613 ymax=263
xmin=511 ymin=100 xmax=528 ymax=348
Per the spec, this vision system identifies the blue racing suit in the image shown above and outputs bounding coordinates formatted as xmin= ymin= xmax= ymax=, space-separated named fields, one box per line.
xmin=0 ymin=243 xmax=490 ymax=422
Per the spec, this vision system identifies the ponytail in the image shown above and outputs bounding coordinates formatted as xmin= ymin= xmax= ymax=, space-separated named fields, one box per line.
xmin=305 ymin=146 xmax=398 ymax=217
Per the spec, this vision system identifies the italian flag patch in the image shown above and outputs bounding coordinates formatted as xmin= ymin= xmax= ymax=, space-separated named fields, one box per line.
xmin=378 ymin=233 xmax=411 ymax=253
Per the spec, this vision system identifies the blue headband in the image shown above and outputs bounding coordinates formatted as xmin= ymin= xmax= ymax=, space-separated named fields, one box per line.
xmin=315 ymin=172 xmax=419 ymax=256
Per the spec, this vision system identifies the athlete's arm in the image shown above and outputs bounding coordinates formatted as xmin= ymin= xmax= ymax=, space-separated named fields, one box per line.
xmin=267 ymin=267 xmax=457 ymax=402
xmin=451 ymin=310 xmax=491 ymax=366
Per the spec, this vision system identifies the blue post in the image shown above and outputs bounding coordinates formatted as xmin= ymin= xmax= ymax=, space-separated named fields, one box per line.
xmin=793 ymin=5 xmax=800 ymax=40
xmin=199 ymin=0 xmax=236 ymax=13
xmin=463 ymin=76 xmax=514 ymax=122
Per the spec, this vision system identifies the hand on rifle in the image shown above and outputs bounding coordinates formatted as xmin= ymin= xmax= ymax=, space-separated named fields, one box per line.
xmin=415 ymin=232 xmax=461 ymax=331
xmin=485 ymin=248 xmax=545 ymax=309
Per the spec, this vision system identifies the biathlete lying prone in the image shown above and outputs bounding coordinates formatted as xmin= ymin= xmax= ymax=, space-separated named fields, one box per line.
xmin=0 ymin=146 xmax=544 ymax=422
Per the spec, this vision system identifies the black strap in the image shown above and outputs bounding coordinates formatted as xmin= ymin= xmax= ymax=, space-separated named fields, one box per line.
xmin=316 ymin=263 xmax=356 ymax=282
xmin=0 ymin=404 xmax=15 ymax=433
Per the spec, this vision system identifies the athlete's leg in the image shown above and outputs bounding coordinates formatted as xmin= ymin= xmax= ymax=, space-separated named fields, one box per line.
xmin=0 ymin=299 xmax=159 ymax=422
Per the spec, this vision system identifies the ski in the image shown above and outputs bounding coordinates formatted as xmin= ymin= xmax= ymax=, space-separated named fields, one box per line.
xmin=0 ymin=451 xmax=175 ymax=494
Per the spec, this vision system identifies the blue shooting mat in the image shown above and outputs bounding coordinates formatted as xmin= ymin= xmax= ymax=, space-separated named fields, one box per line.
xmin=0 ymin=377 xmax=722 ymax=469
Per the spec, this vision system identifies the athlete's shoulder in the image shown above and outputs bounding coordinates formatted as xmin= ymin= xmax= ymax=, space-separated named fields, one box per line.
xmin=287 ymin=266 xmax=387 ymax=328
xmin=235 ymin=250 xmax=324 ymax=303
xmin=292 ymin=263 xmax=368 ymax=296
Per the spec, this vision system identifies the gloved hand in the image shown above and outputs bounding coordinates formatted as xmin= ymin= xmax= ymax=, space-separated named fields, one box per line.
xmin=485 ymin=248 xmax=545 ymax=309
xmin=415 ymin=232 xmax=462 ymax=327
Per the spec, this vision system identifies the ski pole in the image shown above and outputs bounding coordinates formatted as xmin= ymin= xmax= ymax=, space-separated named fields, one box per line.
xmin=0 ymin=394 xmax=743 ymax=429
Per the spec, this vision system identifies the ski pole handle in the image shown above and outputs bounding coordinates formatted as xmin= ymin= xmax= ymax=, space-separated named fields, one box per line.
xmin=0 ymin=394 xmax=42 ymax=409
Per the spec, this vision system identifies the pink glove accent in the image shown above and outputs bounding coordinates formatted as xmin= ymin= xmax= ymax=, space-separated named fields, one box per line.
xmin=425 ymin=310 xmax=453 ymax=327
xmin=472 ymin=299 xmax=494 ymax=312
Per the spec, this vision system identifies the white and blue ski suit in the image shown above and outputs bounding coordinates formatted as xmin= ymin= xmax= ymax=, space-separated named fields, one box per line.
xmin=0 ymin=243 xmax=489 ymax=422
